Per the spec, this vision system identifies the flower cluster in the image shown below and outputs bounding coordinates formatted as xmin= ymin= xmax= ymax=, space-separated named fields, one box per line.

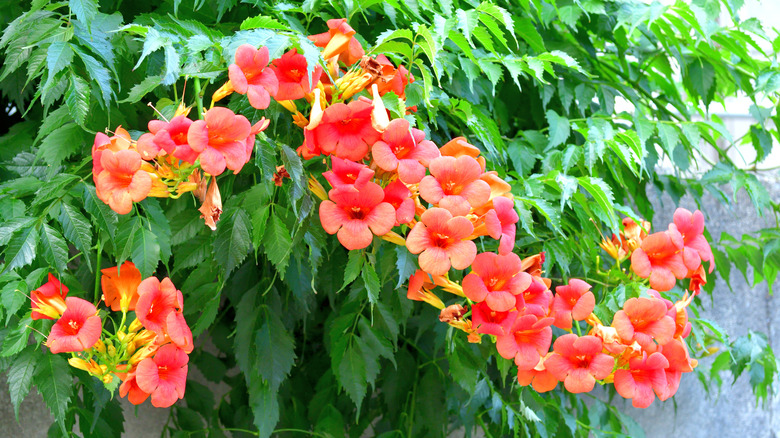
xmin=32 ymin=263 xmax=193 ymax=408
xmin=91 ymin=89 xmax=269 ymax=229
xmin=222 ymin=19 xmax=712 ymax=409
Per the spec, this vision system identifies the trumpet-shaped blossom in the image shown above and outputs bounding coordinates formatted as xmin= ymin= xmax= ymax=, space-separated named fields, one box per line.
xmin=406 ymin=207 xmax=477 ymax=276
xmin=613 ymin=352 xmax=669 ymax=408
xmin=313 ymin=101 xmax=380 ymax=161
xmin=322 ymin=156 xmax=375 ymax=191
xmin=137 ymin=116 xmax=198 ymax=163
xmin=496 ymin=314 xmax=554 ymax=370
xmin=96 ymin=148 xmax=152 ymax=215
xmin=551 ymin=279 xmax=595 ymax=330
xmin=406 ymin=271 xmax=446 ymax=309
xmin=419 ymin=156 xmax=491 ymax=216
xmin=657 ymin=337 xmax=697 ymax=401
xmin=188 ymin=107 xmax=254 ymax=176
xmin=318 ymin=182 xmax=395 ymax=250
xmin=92 ymin=127 xmax=132 ymax=180
xmin=228 ymin=45 xmax=278 ymax=110
xmin=101 ymin=261 xmax=142 ymax=312
xmin=484 ymin=196 xmax=519 ymax=255
xmin=270 ymin=49 xmax=323 ymax=101
xmin=671 ymin=208 xmax=714 ymax=273
xmin=520 ymin=277 xmax=554 ymax=318
xmin=136 ymin=277 xmax=182 ymax=338
xmin=371 ymin=119 xmax=440 ymax=183
xmin=135 ymin=344 xmax=189 ymax=408
xmin=368 ymin=55 xmax=415 ymax=98
xmin=31 ymin=274 xmax=68 ymax=320
xmin=612 ymin=297 xmax=676 ymax=350
xmin=630 ymin=228 xmax=687 ymax=291
xmin=544 ymin=334 xmax=615 ymax=393
xmin=46 ymin=297 xmax=102 ymax=354
xmin=462 ymin=252 xmax=530 ymax=312
xmin=383 ymin=180 xmax=415 ymax=225
xmin=119 ymin=373 xmax=151 ymax=405
xmin=309 ymin=18 xmax=364 ymax=65
xmin=517 ymin=356 xmax=559 ymax=393
xmin=471 ymin=302 xmax=518 ymax=336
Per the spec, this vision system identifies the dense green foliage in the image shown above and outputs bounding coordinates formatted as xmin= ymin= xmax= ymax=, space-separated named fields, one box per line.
xmin=1 ymin=0 xmax=779 ymax=436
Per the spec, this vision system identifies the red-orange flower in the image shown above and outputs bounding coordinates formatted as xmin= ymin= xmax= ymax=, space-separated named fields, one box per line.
xmin=135 ymin=344 xmax=189 ymax=408
xmin=406 ymin=207 xmax=477 ymax=276
xmin=419 ymin=156 xmax=491 ymax=216
xmin=371 ymin=119 xmax=440 ymax=184
xmin=137 ymin=116 xmax=198 ymax=163
xmin=309 ymin=18 xmax=364 ymax=65
xmin=612 ymin=296 xmax=676 ymax=350
xmin=96 ymin=148 xmax=152 ymax=215
xmin=495 ymin=314 xmax=554 ymax=370
xmin=471 ymin=302 xmax=518 ymax=336
xmin=318 ymin=182 xmax=395 ymax=250
xmin=228 ymin=45 xmax=278 ymax=110
xmin=322 ymin=156 xmax=375 ymax=192
xmin=544 ymin=334 xmax=614 ymax=393
xmin=270 ymin=49 xmax=323 ymax=101
xmin=462 ymin=252 xmax=530 ymax=312
xmin=484 ymin=197 xmax=519 ymax=255
xmin=383 ymin=180 xmax=415 ymax=226
xmin=136 ymin=277 xmax=182 ymax=339
xmin=630 ymin=228 xmax=686 ymax=291
xmin=119 ymin=373 xmax=150 ymax=405
xmin=369 ymin=55 xmax=414 ymax=98
xmin=46 ymin=297 xmax=102 ymax=354
xmin=439 ymin=137 xmax=486 ymax=169
xmin=312 ymin=101 xmax=380 ymax=161
xmin=406 ymin=270 xmax=446 ymax=309
xmin=551 ymin=279 xmax=595 ymax=330
xmin=613 ymin=352 xmax=669 ymax=408
xmin=92 ymin=128 xmax=132 ymax=181
xmin=671 ymin=207 xmax=714 ymax=273
xmin=101 ymin=261 xmax=142 ymax=312
xmin=517 ymin=356 xmax=559 ymax=393
xmin=31 ymin=274 xmax=68 ymax=320
xmin=188 ymin=107 xmax=253 ymax=176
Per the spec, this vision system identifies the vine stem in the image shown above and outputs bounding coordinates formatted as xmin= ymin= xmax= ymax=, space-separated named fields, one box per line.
xmin=193 ymin=77 xmax=205 ymax=119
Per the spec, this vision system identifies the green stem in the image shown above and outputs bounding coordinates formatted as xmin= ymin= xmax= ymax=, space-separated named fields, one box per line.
xmin=193 ymin=77 xmax=204 ymax=119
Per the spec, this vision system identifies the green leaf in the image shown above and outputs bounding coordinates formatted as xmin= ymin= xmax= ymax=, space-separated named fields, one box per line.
xmin=362 ymin=263 xmax=380 ymax=305
xmin=214 ymin=208 xmax=252 ymax=275
xmin=58 ymin=203 xmax=93 ymax=270
xmin=45 ymin=42 xmax=73 ymax=81
xmin=3 ymin=225 xmax=38 ymax=272
xmin=82 ymin=184 xmax=118 ymax=239
xmin=395 ymin=246 xmax=417 ymax=288
xmin=65 ymin=74 xmax=90 ymax=128
xmin=578 ymin=176 xmax=618 ymax=232
xmin=248 ymin=379 xmax=279 ymax=438
xmin=545 ymin=110 xmax=570 ymax=148
xmin=263 ymin=214 xmax=292 ymax=275
xmin=657 ymin=123 xmax=680 ymax=157
xmin=255 ymin=309 xmax=296 ymax=391
xmin=515 ymin=17 xmax=545 ymax=52
xmin=2 ymin=318 xmax=31 ymax=357
xmin=69 ymin=0 xmax=98 ymax=26
xmin=240 ymin=15 xmax=290 ymax=31
xmin=33 ymin=353 xmax=72 ymax=434
xmin=119 ymin=75 xmax=162 ymax=103
xmin=336 ymin=338 xmax=367 ymax=411
xmin=132 ymin=225 xmax=160 ymax=278
xmin=38 ymin=123 xmax=85 ymax=167
xmin=39 ymin=224 xmax=68 ymax=273
xmin=1 ymin=280 xmax=28 ymax=323
xmin=162 ymin=44 xmax=181 ymax=85
xmin=7 ymin=347 xmax=38 ymax=420
xmin=341 ymin=251 xmax=364 ymax=291
xmin=72 ymin=45 xmax=113 ymax=106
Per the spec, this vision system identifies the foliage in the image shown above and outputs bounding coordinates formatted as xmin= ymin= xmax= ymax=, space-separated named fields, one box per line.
xmin=1 ymin=0 xmax=779 ymax=436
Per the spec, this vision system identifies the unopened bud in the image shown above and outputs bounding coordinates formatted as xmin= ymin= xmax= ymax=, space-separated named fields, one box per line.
xmin=93 ymin=340 xmax=106 ymax=354
xmin=128 ymin=319 xmax=143 ymax=333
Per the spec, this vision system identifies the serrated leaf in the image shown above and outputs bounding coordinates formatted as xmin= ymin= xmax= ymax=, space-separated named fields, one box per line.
xmin=8 ymin=347 xmax=38 ymax=420
xmin=341 ymin=251 xmax=363 ymax=291
xmin=69 ymin=0 xmax=98 ymax=26
xmin=3 ymin=225 xmax=38 ymax=273
xmin=263 ymin=214 xmax=292 ymax=275
xmin=39 ymin=224 xmax=68 ymax=273
xmin=255 ymin=309 xmax=296 ymax=391
xmin=516 ymin=17 xmax=545 ymax=52
xmin=545 ymin=110 xmax=570 ymax=148
xmin=336 ymin=338 xmax=367 ymax=411
xmin=214 ymin=208 xmax=252 ymax=275
xmin=34 ymin=353 xmax=72 ymax=434
xmin=578 ymin=176 xmax=618 ymax=232
xmin=240 ymin=15 xmax=290 ymax=31
xmin=65 ymin=74 xmax=90 ymax=127
xmin=395 ymin=246 xmax=417 ymax=288
xmin=248 ymin=379 xmax=279 ymax=438
xmin=362 ymin=263 xmax=380 ymax=304
xmin=132 ymin=225 xmax=160 ymax=278
xmin=1 ymin=280 xmax=28 ymax=323
xmin=72 ymin=45 xmax=112 ymax=106
xmin=162 ymin=44 xmax=181 ymax=85
xmin=82 ymin=184 xmax=117 ymax=239
xmin=657 ymin=123 xmax=680 ymax=157
xmin=46 ymin=42 xmax=73 ymax=80
xmin=38 ymin=123 xmax=85 ymax=167
xmin=58 ymin=203 xmax=93 ymax=270
xmin=114 ymin=217 xmax=140 ymax=267
xmin=0 ymin=217 xmax=34 ymax=246
xmin=119 ymin=75 xmax=162 ymax=103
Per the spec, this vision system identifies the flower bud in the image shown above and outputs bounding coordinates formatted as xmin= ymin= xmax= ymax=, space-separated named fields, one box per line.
xmin=128 ymin=318 xmax=143 ymax=333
